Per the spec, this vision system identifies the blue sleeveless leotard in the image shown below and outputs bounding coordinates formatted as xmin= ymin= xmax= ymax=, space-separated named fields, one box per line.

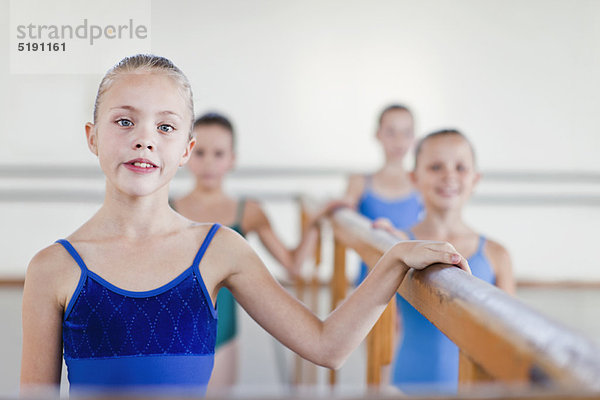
xmin=391 ymin=231 xmax=495 ymax=394
xmin=57 ymin=223 xmax=221 ymax=394
xmin=355 ymin=175 xmax=423 ymax=284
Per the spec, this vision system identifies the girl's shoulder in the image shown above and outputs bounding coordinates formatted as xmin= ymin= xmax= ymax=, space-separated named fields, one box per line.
xmin=27 ymin=242 xmax=79 ymax=277
xmin=188 ymin=221 xmax=249 ymax=252
xmin=345 ymin=174 xmax=368 ymax=205
xmin=237 ymin=198 xmax=268 ymax=233
xmin=482 ymin=236 xmax=515 ymax=293
xmin=482 ymin=237 xmax=511 ymax=260
xmin=187 ymin=221 xmax=257 ymax=281
xmin=482 ymin=237 xmax=512 ymax=272
xmin=241 ymin=198 xmax=261 ymax=213
xmin=347 ymin=173 xmax=368 ymax=188
xmin=25 ymin=242 xmax=83 ymax=306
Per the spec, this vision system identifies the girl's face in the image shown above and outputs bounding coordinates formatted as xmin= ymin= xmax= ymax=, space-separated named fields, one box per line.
xmin=376 ymin=109 xmax=414 ymax=161
xmin=86 ymin=72 xmax=195 ymax=198
xmin=412 ymin=134 xmax=480 ymax=212
xmin=186 ymin=124 xmax=235 ymax=189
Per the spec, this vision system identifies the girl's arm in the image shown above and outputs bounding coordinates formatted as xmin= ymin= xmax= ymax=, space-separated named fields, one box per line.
xmin=216 ymin=228 xmax=468 ymax=369
xmin=344 ymin=174 xmax=366 ymax=208
xmin=485 ymin=239 xmax=516 ymax=295
xmin=20 ymin=246 xmax=69 ymax=391
xmin=244 ymin=200 xmax=336 ymax=277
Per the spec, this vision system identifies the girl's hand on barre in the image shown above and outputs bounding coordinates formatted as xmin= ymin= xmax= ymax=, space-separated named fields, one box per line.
xmin=321 ymin=199 xmax=353 ymax=216
xmin=372 ymin=217 xmax=400 ymax=235
xmin=392 ymin=240 xmax=471 ymax=274
xmin=307 ymin=199 xmax=353 ymax=228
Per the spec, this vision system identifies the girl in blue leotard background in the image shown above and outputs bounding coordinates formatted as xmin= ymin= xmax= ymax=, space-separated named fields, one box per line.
xmin=375 ymin=129 xmax=515 ymax=394
xmin=20 ymin=54 xmax=471 ymax=396
xmin=344 ymin=104 xmax=424 ymax=284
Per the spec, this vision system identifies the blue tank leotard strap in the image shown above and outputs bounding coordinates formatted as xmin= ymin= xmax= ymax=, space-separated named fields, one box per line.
xmin=55 ymin=239 xmax=90 ymax=320
xmin=392 ymin=232 xmax=495 ymax=394
xmin=192 ymin=222 xmax=221 ymax=275
xmin=56 ymin=238 xmax=89 ymax=271
xmin=57 ymin=223 xmax=221 ymax=395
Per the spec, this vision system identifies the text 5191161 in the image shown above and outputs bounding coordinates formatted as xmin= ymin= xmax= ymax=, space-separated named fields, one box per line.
xmin=18 ymin=42 xmax=66 ymax=52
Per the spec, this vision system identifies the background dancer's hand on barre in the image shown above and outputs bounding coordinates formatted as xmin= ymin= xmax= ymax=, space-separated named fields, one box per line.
xmin=304 ymin=198 xmax=353 ymax=227
xmin=372 ymin=217 xmax=397 ymax=234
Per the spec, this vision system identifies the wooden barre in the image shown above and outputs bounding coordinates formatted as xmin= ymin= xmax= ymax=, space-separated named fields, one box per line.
xmin=328 ymin=207 xmax=600 ymax=391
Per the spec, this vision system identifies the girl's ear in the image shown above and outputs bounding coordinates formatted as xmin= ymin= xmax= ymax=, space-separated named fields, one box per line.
xmin=85 ymin=123 xmax=98 ymax=156
xmin=230 ymin=152 xmax=236 ymax=171
xmin=473 ymin=171 xmax=482 ymax=187
xmin=179 ymin=137 xmax=196 ymax=167
xmin=409 ymin=169 xmax=418 ymax=185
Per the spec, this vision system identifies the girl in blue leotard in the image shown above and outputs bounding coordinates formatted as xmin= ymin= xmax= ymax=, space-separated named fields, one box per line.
xmin=344 ymin=105 xmax=424 ymax=284
xmin=375 ymin=129 xmax=515 ymax=394
xmin=172 ymin=112 xmax=321 ymax=389
xmin=20 ymin=55 xmax=471 ymax=396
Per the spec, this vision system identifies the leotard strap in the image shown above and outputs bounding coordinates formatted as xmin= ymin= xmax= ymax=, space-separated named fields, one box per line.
xmin=55 ymin=239 xmax=89 ymax=273
xmin=192 ymin=223 xmax=221 ymax=270
xmin=475 ymin=235 xmax=487 ymax=256
xmin=364 ymin=174 xmax=374 ymax=189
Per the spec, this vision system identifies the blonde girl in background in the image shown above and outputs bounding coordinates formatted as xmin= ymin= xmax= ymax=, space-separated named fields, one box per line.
xmin=375 ymin=129 xmax=514 ymax=394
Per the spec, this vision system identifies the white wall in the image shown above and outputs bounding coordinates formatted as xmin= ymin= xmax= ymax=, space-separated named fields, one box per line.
xmin=1 ymin=1 xmax=599 ymax=277
xmin=1 ymin=0 xmax=599 ymax=169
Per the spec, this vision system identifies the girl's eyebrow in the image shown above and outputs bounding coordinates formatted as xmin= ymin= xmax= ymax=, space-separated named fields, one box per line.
xmin=157 ymin=110 xmax=183 ymax=120
xmin=109 ymin=105 xmax=138 ymax=112
xmin=108 ymin=106 xmax=182 ymax=120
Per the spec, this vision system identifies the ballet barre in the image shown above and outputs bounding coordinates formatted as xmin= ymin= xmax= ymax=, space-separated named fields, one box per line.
xmin=325 ymin=206 xmax=600 ymax=391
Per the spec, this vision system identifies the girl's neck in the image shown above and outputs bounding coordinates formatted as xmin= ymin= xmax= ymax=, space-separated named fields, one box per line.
xmin=189 ymin=180 xmax=229 ymax=203
xmin=96 ymin=185 xmax=180 ymax=239
xmin=413 ymin=208 xmax=471 ymax=239
xmin=379 ymin=158 xmax=407 ymax=176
